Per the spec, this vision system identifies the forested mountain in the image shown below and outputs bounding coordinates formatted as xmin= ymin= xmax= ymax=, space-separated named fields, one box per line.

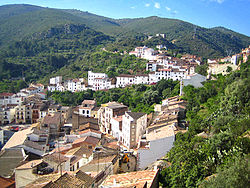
xmin=0 ymin=4 xmax=249 ymax=57
xmin=0 ymin=4 xmax=249 ymax=92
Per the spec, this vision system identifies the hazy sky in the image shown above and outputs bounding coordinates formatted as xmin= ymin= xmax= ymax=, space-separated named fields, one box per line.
xmin=0 ymin=0 xmax=249 ymax=36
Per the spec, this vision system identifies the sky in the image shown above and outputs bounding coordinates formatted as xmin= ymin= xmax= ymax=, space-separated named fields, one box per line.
xmin=0 ymin=0 xmax=249 ymax=36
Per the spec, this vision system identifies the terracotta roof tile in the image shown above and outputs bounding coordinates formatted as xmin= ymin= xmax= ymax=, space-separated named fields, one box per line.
xmin=102 ymin=170 xmax=158 ymax=187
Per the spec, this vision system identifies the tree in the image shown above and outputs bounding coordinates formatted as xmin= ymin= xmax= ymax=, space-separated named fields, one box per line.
xmin=226 ymin=66 xmax=232 ymax=73
xmin=195 ymin=64 xmax=208 ymax=76
xmin=202 ymin=156 xmax=249 ymax=188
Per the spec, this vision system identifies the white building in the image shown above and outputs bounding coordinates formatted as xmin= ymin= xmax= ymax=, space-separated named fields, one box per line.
xmin=98 ymin=102 xmax=128 ymax=134
xmin=47 ymin=84 xmax=56 ymax=92
xmin=92 ymin=77 xmax=113 ymax=91
xmin=0 ymin=106 xmax=16 ymax=125
xmin=79 ymin=100 xmax=96 ymax=118
xmin=121 ymin=112 xmax=147 ymax=149
xmin=0 ymin=93 xmax=14 ymax=106
xmin=146 ymin=61 xmax=158 ymax=72
xmin=231 ymin=54 xmax=241 ymax=66
xmin=110 ymin=116 xmax=123 ymax=142
xmin=135 ymin=75 xmax=149 ymax=85
xmin=129 ymin=46 xmax=157 ymax=60
xmin=66 ymin=78 xmax=86 ymax=92
xmin=0 ymin=93 xmax=23 ymax=107
xmin=29 ymin=83 xmax=44 ymax=93
xmin=88 ymin=71 xmax=108 ymax=86
xmin=116 ymin=75 xmax=135 ymax=88
xmin=50 ymin=76 xmax=62 ymax=85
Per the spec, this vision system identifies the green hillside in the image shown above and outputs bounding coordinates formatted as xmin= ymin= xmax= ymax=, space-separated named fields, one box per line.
xmin=0 ymin=4 xmax=249 ymax=58
xmin=0 ymin=5 xmax=86 ymax=47
xmin=116 ymin=16 xmax=250 ymax=57
xmin=0 ymin=3 xmax=249 ymax=91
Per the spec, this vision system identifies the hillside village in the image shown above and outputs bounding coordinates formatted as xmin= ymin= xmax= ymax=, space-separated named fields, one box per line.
xmin=0 ymin=45 xmax=249 ymax=187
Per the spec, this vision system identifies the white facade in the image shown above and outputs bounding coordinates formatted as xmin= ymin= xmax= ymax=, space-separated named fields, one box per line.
xmin=116 ymin=75 xmax=135 ymax=88
xmin=146 ymin=62 xmax=157 ymax=71
xmin=79 ymin=130 xmax=102 ymax=139
xmin=88 ymin=71 xmax=108 ymax=86
xmin=110 ymin=116 xmax=123 ymax=141
xmin=92 ymin=77 xmax=112 ymax=91
xmin=79 ymin=107 xmax=91 ymax=117
xmin=134 ymin=75 xmax=149 ymax=85
xmin=231 ymin=55 xmax=240 ymax=66
xmin=121 ymin=112 xmax=147 ymax=149
xmin=50 ymin=76 xmax=62 ymax=85
xmin=67 ymin=78 xmax=86 ymax=92
xmin=0 ymin=93 xmax=14 ymax=106
xmin=1 ymin=108 xmax=12 ymax=124
xmin=98 ymin=102 xmax=128 ymax=134
xmin=132 ymin=46 xmax=157 ymax=60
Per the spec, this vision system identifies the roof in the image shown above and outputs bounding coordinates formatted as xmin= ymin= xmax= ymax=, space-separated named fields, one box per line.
xmin=146 ymin=125 xmax=175 ymax=141
xmin=49 ymin=173 xmax=86 ymax=188
xmin=126 ymin=112 xmax=146 ymax=120
xmin=135 ymin=74 xmax=149 ymax=77
xmin=75 ymin=170 xmax=95 ymax=187
xmin=103 ymin=141 xmax=119 ymax=150
xmin=0 ymin=93 xmax=14 ymax=97
xmin=78 ymin=162 xmax=109 ymax=176
xmin=102 ymin=170 xmax=159 ymax=188
xmin=103 ymin=102 xmax=128 ymax=109
xmin=16 ymin=159 xmax=43 ymax=170
xmin=26 ymin=87 xmax=38 ymax=91
xmin=82 ymin=100 xmax=96 ymax=105
xmin=2 ymin=127 xmax=33 ymax=150
xmin=0 ymin=176 xmax=15 ymax=188
xmin=78 ymin=129 xmax=102 ymax=135
xmin=70 ymin=147 xmax=93 ymax=165
xmin=42 ymin=113 xmax=61 ymax=125
xmin=24 ymin=140 xmax=45 ymax=151
xmin=43 ymin=153 xmax=69 ymax=164
xmin=89 ymin=155 xmax=117 ymax=165
xmin=0 ymin=148 xmax=26 ymax=178
xmin=25 ymin=173 xmax=61 ymax=188
xmin=116 ymin=74 xmax=135 ymax=78
xmin=72 ymin=136 xmax=100 ymax=146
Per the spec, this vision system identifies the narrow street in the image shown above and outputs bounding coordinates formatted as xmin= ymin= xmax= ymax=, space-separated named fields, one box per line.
xmin=120 ymin=154 xmax=137 ymax=173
